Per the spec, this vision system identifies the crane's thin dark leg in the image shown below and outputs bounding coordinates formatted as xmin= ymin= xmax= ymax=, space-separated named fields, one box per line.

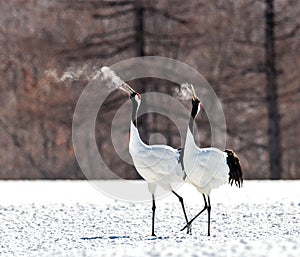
xmin=181 ymin=194 xmax=208 ymax=231
xmin=151 ymin=194 xmax=156 ymax=237
xmin=207 ymin=196 xmax=211 ymax=236
xmin=172 ymin=191 xmax=191 ymax=234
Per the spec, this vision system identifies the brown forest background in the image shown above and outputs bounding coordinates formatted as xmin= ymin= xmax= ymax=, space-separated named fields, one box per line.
xmin=0 ymin=0 xmax=299 ymax=179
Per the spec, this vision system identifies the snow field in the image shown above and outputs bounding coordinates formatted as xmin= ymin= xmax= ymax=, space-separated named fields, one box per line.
xmin=0 ymin=180 xmax=299 ymax=256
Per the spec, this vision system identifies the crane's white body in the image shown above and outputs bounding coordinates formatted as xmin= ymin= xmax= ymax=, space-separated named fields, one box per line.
xmin=184 ymin=127 xmax=229 ymax=196
xmin=129 ymin=121 xmax=185 ymax=193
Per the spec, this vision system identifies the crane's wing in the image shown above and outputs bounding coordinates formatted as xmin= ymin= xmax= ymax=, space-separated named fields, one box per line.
xmin=130 ymin=144 xmax=183 ymax=180
xmin=188 ymin=148 xmax=229 ymax=187
xmin=143 ymin=145 xmax=180 ymax=174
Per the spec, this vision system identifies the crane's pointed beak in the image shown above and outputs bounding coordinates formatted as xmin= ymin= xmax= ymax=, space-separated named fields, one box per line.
xmin=181 ymin=83 xmax=197 ymax=100
xmin=189 ymin=84 xmax=197 ymax=100
xmin=118 ymin=83 xmax=136 ymax=96
xmin=188 ymin=89 xmax=196 ymax=101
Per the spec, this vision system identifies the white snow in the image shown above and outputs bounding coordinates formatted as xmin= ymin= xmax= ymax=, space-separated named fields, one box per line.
xmin=0 ymin=180 xmax=299 ymax=256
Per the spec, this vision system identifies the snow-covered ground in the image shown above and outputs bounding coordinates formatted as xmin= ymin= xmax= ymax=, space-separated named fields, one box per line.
xmin=0 ymin=180 xmax=299 ymax=257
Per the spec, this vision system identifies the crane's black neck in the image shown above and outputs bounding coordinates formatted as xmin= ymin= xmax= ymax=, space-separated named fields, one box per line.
xmin=131 ymin=98 xmax=139 ymax=127
xmin=188 ymin=101 xmax=200 ymax=135
xmin=188 ymin=116 xmax=194 ymax=135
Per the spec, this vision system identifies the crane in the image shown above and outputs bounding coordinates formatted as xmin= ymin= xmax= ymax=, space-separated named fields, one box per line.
xmin=100 ymin=67 xmax=191 ymax=236
xmin=180 ymin=83 xmax=243 ymax=236
xmin=119 ymin=84 xmax=191 ymax=236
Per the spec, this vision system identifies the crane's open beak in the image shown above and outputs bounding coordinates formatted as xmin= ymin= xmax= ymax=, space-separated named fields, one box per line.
xmin=118 ymin=83 xmax=137 ymax=96
xmin=186 ymin=86 xmax=196 ymax=100
xmin=188 ymin=86 xmax=201 ymax=104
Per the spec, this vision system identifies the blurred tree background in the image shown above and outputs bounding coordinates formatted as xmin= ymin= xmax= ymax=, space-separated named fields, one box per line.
xmin=0 ymin=0 xmax=299 ymax=179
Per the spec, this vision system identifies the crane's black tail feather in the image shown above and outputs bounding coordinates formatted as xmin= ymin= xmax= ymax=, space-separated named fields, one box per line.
xmin=224 ymin=149 xmax=243 ymax=188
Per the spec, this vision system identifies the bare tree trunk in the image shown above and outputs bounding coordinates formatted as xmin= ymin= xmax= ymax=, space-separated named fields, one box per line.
xmin=135 ymin=1 xmax=145 ymax=57
xmin=265 ymin=0 xmax=282 ymax=179
xmin=134 ymin=1 xmax=149 ymax=145
xmin=133 ymin=1 xmax=146 ymax=179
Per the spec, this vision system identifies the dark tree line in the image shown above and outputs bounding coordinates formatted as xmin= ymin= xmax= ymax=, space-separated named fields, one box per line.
xmin=0 ymin=0 xmax=299 ymax=179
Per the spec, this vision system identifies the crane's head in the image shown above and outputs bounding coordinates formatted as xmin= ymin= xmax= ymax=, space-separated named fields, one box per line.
xmin=118 ymin=83 xmax=141 ymax=105
xmin=184 ymin=83 xmax=202 ymax=114
xmin=181 ymin=83 xmax=202 ymax=115
xmin=130 ymin=91 xmax=141 ymax=102
xmin=128 ymin=90 xmax=141 ymax=108
xmin=191 ymin=96 xmax=203 ymax=118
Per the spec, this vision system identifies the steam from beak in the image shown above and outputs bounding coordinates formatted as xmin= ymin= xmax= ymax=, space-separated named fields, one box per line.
xmin=179 ymin=83 xmax=197 ymax=100
xmin=100 ymin=66 xmax=137 ymax=96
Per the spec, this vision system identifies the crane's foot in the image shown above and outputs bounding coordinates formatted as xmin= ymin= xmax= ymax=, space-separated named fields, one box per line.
xmin=187 ymin=224 xmax=192 ymax=235
xmin=181 ymin=222 xmax=192 ymax=234
xmin=151 ymin=233 xmax=157 ymax=237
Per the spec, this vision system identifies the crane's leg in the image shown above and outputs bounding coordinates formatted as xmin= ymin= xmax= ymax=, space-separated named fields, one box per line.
xmin=180 ymin=194 xmax=208 ymax=232
xmin=151 ymin=194 xmax=156 ymax=237
xmin=207 ymin=196 xmax=211 ymax=236
xmin=172 ymin=190 xmax=191 ymax=234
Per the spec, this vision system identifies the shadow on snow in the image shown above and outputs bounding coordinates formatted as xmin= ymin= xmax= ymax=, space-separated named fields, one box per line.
xmin=81 ymin=235 xmax=130 ymax=240
xmin=80 ymin=235 xmax=170 ymax=240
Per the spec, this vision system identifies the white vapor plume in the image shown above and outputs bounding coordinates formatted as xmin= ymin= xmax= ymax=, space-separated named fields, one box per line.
xmin=45 ymin=64 xmax=99 ymax=84
xmin=99 ymin=66 xmax=125 ymax=89
xmin=44 ymin=65 xmax=129 ymax=93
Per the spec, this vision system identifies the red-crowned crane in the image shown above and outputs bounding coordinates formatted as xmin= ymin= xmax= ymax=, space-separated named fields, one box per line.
xmin=101 ymin=67 xmax=191 ymax=236
xmin=120 ymin=84 xmax=191 ymax=236
xmin=180 ymin=83 xmax=243 ymax=236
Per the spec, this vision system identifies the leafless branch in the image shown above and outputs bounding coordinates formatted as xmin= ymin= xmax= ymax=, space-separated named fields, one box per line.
xmin=146 ymin=6 xmax=189 ymax=25
xmin=92 ymin=7 xmax=134 ymax=19
xmin=276 ymin=24 xmax=300 ymax=40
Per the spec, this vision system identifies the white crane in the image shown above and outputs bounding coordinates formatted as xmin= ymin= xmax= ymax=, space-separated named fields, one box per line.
xmin=100 ymin=67 xmax=191 ymax=236
xmin=180 ymin=84 xmax=243 ymax=236
xmin=120 ymin=85 xmax=192 ymax=236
